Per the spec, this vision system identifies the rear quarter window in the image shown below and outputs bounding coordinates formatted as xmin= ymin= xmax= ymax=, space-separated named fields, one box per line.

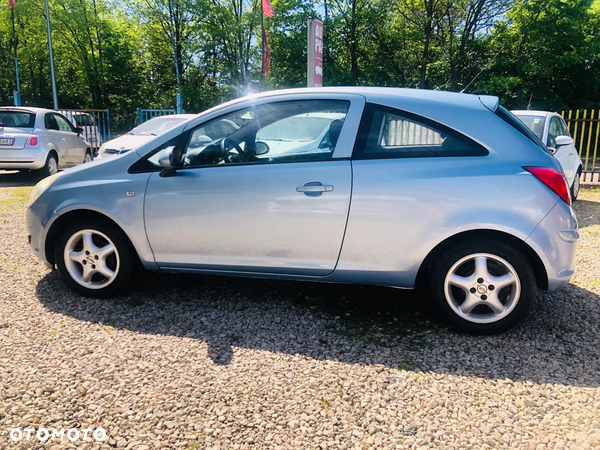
xmin=353 ymin=104 xmax=488 ymax=159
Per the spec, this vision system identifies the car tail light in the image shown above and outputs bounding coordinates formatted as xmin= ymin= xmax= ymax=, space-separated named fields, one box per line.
xmin=524 ymin=166 xmax=571 ymax=206
xmin=26 ymin=135 xmax=39 ymax=147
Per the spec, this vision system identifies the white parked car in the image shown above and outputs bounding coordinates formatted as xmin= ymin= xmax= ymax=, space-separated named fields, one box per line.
xmin=512 ymin=110 xmax=583 ymax=200
xmin=98 ymin=114 xmax=197 ymax=158
xmin=0 ymin=107 xmax=93 ymax=177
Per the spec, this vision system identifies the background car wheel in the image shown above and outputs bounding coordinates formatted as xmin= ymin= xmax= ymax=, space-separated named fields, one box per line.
xmin=429 ymin=239 xmax=536 ymax=334
xmin=38 ymin=152 xmax=58 ymax=178
xmin=55 ymin=219 xmax=138 ymax=298
xmin=84 ymin=150 xmax=93 ymax=163
xmin=571 ymin=168 xmax=581 ymax=201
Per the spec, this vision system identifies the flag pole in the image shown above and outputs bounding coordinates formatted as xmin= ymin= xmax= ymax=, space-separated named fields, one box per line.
xmin=10 ymin=3 xmax=21 ymax=106
xmin=45 ymin=0 xmax=59 ymax=109
xmin=261 ymin=0 xmax=266 ymax=90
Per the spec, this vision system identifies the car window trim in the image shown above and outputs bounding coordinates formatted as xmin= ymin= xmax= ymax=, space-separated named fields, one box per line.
xmin=352 ymin=103 xmax=489 ymax=160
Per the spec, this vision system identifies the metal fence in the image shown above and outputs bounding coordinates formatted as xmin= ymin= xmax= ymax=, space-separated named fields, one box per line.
xmin=562 ymin=109 xmax=600 ymax=183
xmin=57 ymin=109 xmax=111 ymax=154
xmin=136 ymin=108 xmax=176 ymax=125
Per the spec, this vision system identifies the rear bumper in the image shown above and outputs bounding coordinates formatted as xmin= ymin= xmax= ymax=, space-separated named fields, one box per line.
xmin=526 ymin=200 xmax=578 ymax=293
xmin=0 ymin=148 xmax=47 ymax=170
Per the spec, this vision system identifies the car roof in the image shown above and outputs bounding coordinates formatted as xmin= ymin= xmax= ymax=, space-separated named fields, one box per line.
xmin=0 ymin=106 xmax=51 ymax=114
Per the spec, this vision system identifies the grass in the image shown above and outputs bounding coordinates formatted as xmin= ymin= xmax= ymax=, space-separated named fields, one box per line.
xmin=0 ymin=186 xmax=33 ymax=213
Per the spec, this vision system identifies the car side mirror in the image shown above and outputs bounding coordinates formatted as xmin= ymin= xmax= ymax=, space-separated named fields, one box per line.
xmin=75 ymin=126 xmax=84 ymax=136
xmin=255 ymin=141 xmax=269 ymax=155
xmin=158 ymin=146 xmax=178 ymax=177
xmin=555 ymin=135 xmax=573 ymax=148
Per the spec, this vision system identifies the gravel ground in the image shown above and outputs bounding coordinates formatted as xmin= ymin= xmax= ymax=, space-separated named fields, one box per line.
xmin=0 ymin=171 xmax=599 ymax=450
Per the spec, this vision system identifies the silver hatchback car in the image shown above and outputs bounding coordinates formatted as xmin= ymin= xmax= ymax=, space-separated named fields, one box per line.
xmin=26 ymin=88 xmax=578 ymax=334
xmin=0 ymin=107 xmax=93 ymax=177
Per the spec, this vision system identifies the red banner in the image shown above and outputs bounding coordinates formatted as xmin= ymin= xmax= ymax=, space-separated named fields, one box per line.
xmin=9 ymin=0 xmax=16 ymax=8
xmin=263 ymin=28 xmax=270 ymax=74
xmin=262 ymin=0 xmax=274 ymax=17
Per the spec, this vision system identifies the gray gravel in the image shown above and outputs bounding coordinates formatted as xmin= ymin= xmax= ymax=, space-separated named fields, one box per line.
xmin=1 ymin=173 xmax=599 ymax=449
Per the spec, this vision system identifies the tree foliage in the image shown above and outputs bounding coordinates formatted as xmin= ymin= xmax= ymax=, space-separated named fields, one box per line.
xmin=0 ymin=0 xmax=598 ymax=131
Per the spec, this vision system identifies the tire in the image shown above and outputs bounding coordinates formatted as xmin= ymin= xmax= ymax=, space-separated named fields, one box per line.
xmin=571 ymin=168 xmax=581 ymax=201
xmin=38 ymin=152 xmax=58 ymax=178
xmin=83 ymin=149 xmax=93 ymax=164
xmin=429 ymin=239 xmax=536 ymax=335
xmin=55 ymin=219 xmax=139 ymax=298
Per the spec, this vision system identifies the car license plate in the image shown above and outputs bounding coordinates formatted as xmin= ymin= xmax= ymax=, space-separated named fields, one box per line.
xmin=0 ymin=137 xmax=14 ymax=146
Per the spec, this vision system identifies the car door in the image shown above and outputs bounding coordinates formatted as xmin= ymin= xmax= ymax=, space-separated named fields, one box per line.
xmin=142 ymin=96 xmax=364 ymax=275
xmin=546 ymin=115 xmax=574 ymax=183
xmin=54 ymin=113 xmax=85 ymax=165
xmin=43 ymin=113 xmax=69 ymax=168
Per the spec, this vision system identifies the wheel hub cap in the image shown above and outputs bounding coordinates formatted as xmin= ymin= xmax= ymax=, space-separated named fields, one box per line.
xmin=64 ymin=229 xmax=120 ymax=290
xmin=444 ymin=253 xmax=521 ymax=324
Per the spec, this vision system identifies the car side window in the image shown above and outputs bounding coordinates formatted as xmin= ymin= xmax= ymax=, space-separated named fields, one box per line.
xmin=55 ymin=114 xmax=75 ymax=132
xmin=547 ymin=116 xmax=563 ymax=148
xmin=559 ymin=116 xmax=571 ymax=138
xmin=354 ymin=104 xmax=487 ymax=159
xmin=182 ymin=100 xmax=349 ymax=168
xmin=44 ymin=113 xmax=59 ymax=131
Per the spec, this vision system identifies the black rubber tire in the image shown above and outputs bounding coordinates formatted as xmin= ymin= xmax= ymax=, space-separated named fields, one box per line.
xmin=84 ymin=149 xmax=93 ymax=164
xmin=38 ymin=152 xmax=58 ymax=178
xmin=571 ymin=168 xmax=581 ymax=201
xmin=429 ymin=239 xmax=537 ymax=335
xmin=54 ymin=219 xmax=139 ymax=298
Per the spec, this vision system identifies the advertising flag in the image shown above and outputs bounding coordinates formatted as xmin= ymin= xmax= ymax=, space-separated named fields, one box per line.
xmin=262 ymin=0 xmax=274 ymax=17
xmin=263 ymin=28 xmax=271 ymax=74
xmin=9 ymin=0 xmax=16 ymax=8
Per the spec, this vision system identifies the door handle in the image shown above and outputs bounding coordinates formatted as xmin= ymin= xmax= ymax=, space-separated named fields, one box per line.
xmin=297 ymin=183 xmax=334 ymax=193
xmin=62 ymin=138 xmax=67 ymax=141
xmin=569 ymin=153 xmax=574 ymax=156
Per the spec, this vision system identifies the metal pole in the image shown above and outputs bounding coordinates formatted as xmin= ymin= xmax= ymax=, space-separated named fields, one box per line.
xmin=45 ymin=0 xmax=59 ymax=109
xmin=11 ymin=7 xmax=21 ymax=106
xmin=167 ymin=0 xmax=183 ymax=114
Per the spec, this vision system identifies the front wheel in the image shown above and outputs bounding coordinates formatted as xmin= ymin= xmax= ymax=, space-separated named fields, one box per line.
xmin=429 ymin=239 xmax=536 ymax=334
xmin=55 ymin=220 xmax=138 ymax=298
xmin=83 ymin=150 xmax=93 ymax=164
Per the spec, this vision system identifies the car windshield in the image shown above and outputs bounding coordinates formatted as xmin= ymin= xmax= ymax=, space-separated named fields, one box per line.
xmin=513 ymin=114 xmax=546 ymax=140
xmin=131 ymin=117 xmax=189 ymax=136
xmin=257 ymin=115 xmax=335 ymax=142
xmin=0 ymin=111 xmax=36 ymax=128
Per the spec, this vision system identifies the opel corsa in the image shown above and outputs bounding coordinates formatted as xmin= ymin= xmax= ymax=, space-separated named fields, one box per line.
xmin=26 ymin=88 xmax=578 ymax=334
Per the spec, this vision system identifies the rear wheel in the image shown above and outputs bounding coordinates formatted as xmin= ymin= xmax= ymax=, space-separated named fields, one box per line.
xmin=38 ymin=152 xmax=58 ymax=178
xmin=571 ymin=168 xmax=581 ymax=201
xmin=429 ymin=239 xmax=536 ymax=334
xmin=55 ymin=219 xmax=138 ymax=298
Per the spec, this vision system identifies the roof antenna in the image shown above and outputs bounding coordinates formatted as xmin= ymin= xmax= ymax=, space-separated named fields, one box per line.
xmin=527 ymin=94 xmax=533 ymax=110
xmin=460 ymin=46 xmax=504 ymax=94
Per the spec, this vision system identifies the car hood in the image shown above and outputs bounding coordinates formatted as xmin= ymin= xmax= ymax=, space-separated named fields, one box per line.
xmin=102 ymin=134 xmax=156 ymax=152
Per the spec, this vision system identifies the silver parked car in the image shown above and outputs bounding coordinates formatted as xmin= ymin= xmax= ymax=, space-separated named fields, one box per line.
xmin=512 ymin=110 xmax=583 ymax=200
xmin=0 ymin=107 xmax=93 ymax=177
xmin=26 ymin=88 xmax=578 ymax=334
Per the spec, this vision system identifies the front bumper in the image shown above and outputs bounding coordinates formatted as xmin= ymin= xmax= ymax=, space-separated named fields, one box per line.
xmin=0 ymin=148 xmax=47 ymax=170
xmin=526 ymin=200 xmax=578 ymax=293
xmin=26 ymin=204 xmax=51 ymax=264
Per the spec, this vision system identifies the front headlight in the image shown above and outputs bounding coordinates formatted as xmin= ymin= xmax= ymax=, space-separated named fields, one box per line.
xmin=29 ymin=172 xmax=63 ymax=206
